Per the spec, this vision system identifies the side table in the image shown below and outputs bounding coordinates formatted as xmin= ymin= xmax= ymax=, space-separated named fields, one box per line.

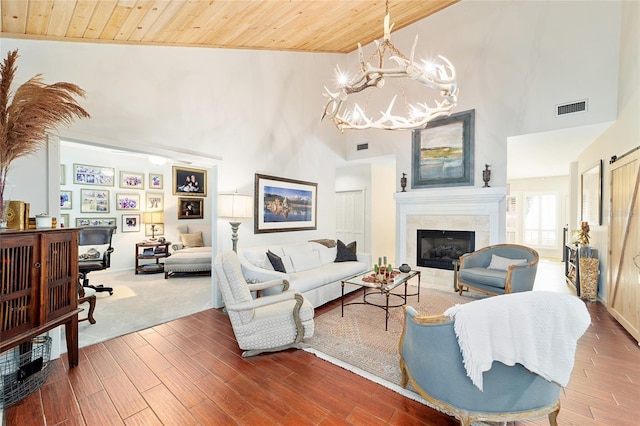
xmin=135 ymin=241 xmax=171 ymax=274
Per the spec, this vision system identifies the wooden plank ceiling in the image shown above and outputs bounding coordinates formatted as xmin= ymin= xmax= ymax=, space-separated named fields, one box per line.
xmin=0 ymin=0 xmax=459 ymax=53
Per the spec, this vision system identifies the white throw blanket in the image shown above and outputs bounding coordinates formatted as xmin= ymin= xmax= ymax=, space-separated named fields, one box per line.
xmin=444 ymin=291 xmax=591 ymax=391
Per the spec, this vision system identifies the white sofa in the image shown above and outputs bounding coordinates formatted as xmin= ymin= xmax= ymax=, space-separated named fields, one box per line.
xmin=238 ymin=241 xmax=371 ymax=307
xmin=164 ymin=224 xmax=212 ymax=278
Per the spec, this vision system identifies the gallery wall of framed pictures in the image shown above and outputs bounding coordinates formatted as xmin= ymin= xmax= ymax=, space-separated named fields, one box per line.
xmin=59 ymin=160 xmax=211 ymax=245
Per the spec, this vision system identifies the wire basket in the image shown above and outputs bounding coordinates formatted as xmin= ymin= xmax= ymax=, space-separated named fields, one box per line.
xmin=579 ymin=258 xmax=599 ymax=302
xmin=0 ymin=335 xmax=52 ymax=408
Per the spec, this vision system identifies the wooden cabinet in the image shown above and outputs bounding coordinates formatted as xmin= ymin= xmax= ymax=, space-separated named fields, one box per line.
xmin=564 ymin=244 xmax=599 ymax=300
xmin=135 ymin=241 xmax=171 ymax=274
xmin=1 ymin=228 xmax=82 ymax=368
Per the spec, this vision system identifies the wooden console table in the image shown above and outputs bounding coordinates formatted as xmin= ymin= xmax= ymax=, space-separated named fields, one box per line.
xmin=0 ymin=228 xmax=82 ymax=368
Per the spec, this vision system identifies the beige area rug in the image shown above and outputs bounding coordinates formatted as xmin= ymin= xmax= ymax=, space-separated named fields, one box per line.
xmin=305 ymin=286 xmax=486 ymax=396
xmin=69 ymin=270 xmax=213 ymax=348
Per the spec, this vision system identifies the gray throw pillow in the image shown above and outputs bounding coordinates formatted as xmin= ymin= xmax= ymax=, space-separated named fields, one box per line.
xmin=266 ymin=250 xmax=287 ymax=272
xmin=335 ymin=240 xmax=357 ymax=262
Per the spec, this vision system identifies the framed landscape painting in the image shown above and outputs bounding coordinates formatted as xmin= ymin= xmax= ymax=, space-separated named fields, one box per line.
xmin=173 ymin=166 xmax=207 ymax=196
xmin=254 ymin=174 xmax=317 ymax=233
xmin=411 ymin=109 xmax=475 ymax=188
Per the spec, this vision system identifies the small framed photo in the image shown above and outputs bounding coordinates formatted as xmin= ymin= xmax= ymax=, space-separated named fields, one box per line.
xmin=120 ymin=171 xmax=144 ymax=189
xmin=173 ymin=166 xmax=207 ymax=196
xmin=143 ymin=247 xmax=154 ymax=256
xmin=178 ymin=197 xmax=204 ymax=219
xmin=145 ymin=223 xmax=165 ymax=236
xmin=60 ymin=214 xmax=69 ymax=228
xmin=60 ymin=190 xmax=72 ymax=210
xmin=80 ymin=189 xmax=110 ymax=213
xmin=145 ymin=192 xmax=164 ymax=211
xmin=122 ymin=214 xmax=140 ymax=232
xmin=73 ymin=163 xmax=115 ymax=186
xmin=76 ymin=217 xmax=117 ymax=232
xmin=149 ymin=173 xmax=163 ymax=189
xmin=116 ymin=193 xmax=140 ymax=210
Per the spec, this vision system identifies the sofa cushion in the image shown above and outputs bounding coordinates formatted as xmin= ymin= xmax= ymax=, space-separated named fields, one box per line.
xmin=313 ymin=243 xmax=338 ymax=265
xmin=335 ymin=240 xmax=357 ymax=262
xmin=267 ymin=250 xmax=287 ymax=273
xmin=290 ymin=250 xmax=322 ymax=272
xmin=180 ymin=232 xmax=204 ymax=248
xmin=487 ymin=254 xmax=528 ymax=271
xmin=287 ymin=261 xmax=368 ymax=293
xmin=459 ymin=267 xmax=507 ymax=289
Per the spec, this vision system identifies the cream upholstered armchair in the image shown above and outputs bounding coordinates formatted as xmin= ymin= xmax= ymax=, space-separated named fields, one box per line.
xmin=214 ymin=250 xmax=315 ymax=357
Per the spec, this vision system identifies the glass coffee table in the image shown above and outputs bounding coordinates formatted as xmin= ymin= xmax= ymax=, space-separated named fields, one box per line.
xmin=341 ymin=269 xmax=421 ymax=330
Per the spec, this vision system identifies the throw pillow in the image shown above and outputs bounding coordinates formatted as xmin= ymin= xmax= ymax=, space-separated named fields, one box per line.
xmin=309 ymin=239 xmax=337 ymax=248
xmin=180 ymin=232 xmax=204 ymax=248
xmin=267 ymin=250 xmax=287 ymax=273
xmin=487 ymin=254 xmax=528 ymax=271
xmin=335 ymin=239 xmax=357 ymax=262
xmin=290 ymin=250 xmax=322 ymax=272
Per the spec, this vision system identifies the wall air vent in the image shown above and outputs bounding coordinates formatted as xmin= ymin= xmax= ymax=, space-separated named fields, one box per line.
xmin=356 ymin=143 xmax=369 ymax=151
xmin=556 ymin=99 xmax=588 ymax=116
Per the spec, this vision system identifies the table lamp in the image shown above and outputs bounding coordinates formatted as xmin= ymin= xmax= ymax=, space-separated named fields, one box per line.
xmin=143 ymin=211 xmax=164 ymax=241
xmin=218 ymin=192 xmax=252 ymax=252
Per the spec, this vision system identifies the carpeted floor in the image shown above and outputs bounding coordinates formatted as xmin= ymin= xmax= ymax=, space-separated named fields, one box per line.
xmin=306 ymin=286 xmax=486 ymax=389
xmin=73 ymin=269 xmax=213 ymax=348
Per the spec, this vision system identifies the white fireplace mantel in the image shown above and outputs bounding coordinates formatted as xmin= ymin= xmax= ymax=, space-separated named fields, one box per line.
xmin=394 ymin=187 xmax=507 ymax=264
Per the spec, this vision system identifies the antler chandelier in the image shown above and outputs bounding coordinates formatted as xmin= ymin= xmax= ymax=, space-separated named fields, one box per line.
xmin=322 ymin=2 xmax=458 ymax=131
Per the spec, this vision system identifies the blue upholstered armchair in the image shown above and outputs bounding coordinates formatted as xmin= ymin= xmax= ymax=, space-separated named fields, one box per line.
xmin=457 ymin=244 xmax=538 ymax=296
xmin=399 ymin=292 xmax=590 ymax=426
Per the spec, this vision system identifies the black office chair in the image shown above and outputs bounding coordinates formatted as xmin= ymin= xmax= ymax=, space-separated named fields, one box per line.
xmin=78 ymin=226 xmax=117 ymax=296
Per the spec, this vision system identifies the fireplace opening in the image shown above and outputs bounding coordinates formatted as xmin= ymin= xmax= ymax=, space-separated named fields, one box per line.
xmin=417 ymin=230 xmax=475 ymax=270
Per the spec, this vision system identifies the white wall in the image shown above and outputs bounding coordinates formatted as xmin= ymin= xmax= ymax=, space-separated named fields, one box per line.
xmin=575 ymin=0 xmax=640 ymax=302
xmin=2 ymin=38 xmax=346 ymax=256
xmin=338 ymin=1 xmax=621 ymax=192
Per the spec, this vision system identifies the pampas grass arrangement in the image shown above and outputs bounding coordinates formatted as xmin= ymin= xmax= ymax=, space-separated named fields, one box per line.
xmin=0 ymin=49 xmax=90 ymax=223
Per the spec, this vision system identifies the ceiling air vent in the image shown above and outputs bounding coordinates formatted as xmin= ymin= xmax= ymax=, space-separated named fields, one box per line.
xmin=556 ymin=99 xmax=588 ymax=116
xmin=356 ymin=143 xmax=369 ymax=151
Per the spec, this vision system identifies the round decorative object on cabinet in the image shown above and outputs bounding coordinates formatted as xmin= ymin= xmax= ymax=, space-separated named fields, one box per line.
xmin=399 ymin=263 xmax=411 ymax=273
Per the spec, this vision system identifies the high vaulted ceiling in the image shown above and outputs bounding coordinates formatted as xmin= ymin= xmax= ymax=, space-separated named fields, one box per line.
xmin=0 ymin=0 xmax=459 ymax=53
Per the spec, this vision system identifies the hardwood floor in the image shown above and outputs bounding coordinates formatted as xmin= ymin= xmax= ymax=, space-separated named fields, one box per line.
xmin=3 ymin=293 xmax=639 ymax=425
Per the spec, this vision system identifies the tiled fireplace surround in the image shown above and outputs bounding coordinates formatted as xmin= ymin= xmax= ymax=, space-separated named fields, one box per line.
xmin=394 ymin=187 xmax=507 ymax=289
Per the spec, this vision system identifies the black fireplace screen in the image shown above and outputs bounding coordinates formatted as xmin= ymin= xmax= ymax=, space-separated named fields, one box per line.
xmin=417 ymin=230 xmax=475 ymax=270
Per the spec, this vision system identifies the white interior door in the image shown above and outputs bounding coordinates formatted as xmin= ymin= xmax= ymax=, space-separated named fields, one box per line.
xmin=335 ymin=190 xmax=366 ymax=251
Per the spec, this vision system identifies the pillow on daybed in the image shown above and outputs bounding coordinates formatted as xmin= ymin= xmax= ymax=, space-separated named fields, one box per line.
xmin=487 ymin=254 xmax=528 ymax=271
xmin=335 ymin=240 xmax=357 ymax=262
xmin=180 ymin=232 xmax=204 ymax=248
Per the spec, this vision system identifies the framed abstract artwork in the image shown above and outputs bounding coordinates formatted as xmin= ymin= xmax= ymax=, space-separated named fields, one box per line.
xmin=411 ymin=109 xmax=475 ymax=188
xmin=254 ymin=173 xmax=317 ymax=233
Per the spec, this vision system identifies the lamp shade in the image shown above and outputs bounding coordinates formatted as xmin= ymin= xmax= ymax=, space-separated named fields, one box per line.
xmin=143 ymin=211 xmax=164 ymax=224
xmin=218 ymin=193 xmax=252 ymax=221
